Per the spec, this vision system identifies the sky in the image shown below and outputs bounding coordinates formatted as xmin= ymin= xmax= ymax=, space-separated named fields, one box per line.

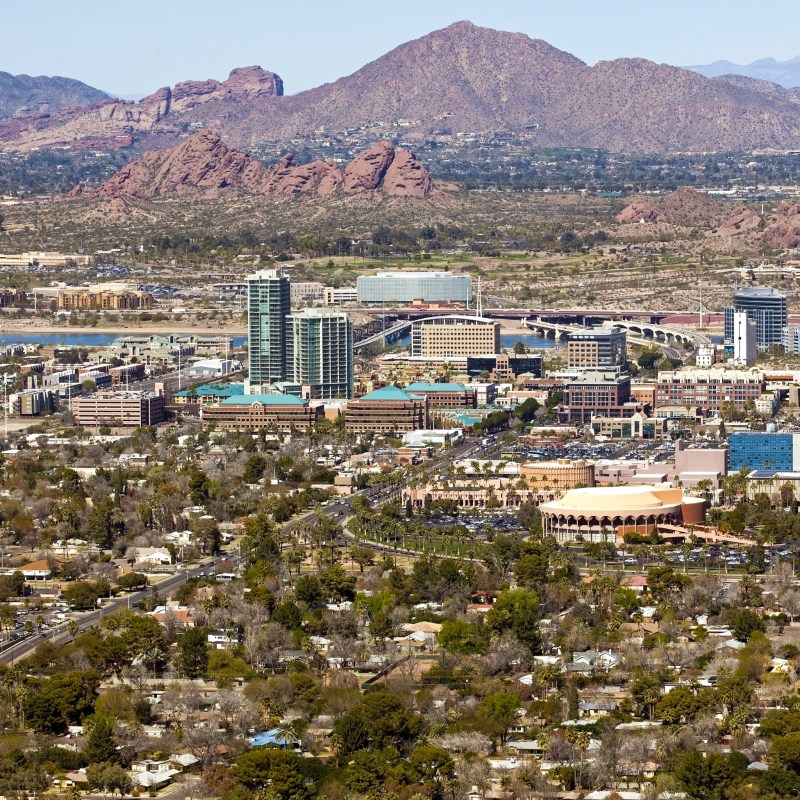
xmin=6 ymin=0 xmax=800 ymax=98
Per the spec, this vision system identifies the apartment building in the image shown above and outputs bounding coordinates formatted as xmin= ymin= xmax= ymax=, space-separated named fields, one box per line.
xmin=655 ymin=369 xmax=764 ymax=412
xmin=566 ymin=326 xmax=627 ymax=369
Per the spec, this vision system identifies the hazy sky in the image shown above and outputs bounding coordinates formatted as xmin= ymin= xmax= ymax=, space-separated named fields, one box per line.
xmin=6 ymin=0 xmax=800 ymax=97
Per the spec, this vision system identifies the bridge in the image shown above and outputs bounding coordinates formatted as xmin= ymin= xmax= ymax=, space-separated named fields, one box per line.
xmin=522 ymin=317 xmax=708 ymax=347
xmin=354 ymin=319 xmax=411 ymax=350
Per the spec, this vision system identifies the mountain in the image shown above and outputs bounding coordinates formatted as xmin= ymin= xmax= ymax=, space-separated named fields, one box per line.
xmin=687 ymin=56 xmax=800 ymax=88
xmin=65 ymin=131 xmax=432 ymax=199
xmin=8 ymin=22 xmax=800 ymax=153
xmin=0 ymin=71 xmax=110 ymax=119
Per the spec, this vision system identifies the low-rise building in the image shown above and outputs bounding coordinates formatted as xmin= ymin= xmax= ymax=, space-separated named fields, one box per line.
xmin=345 ymin=386 xmax=428 ymax=434
xmin=590 ymin=412 xmax=669 ymax=440
xmin=57 ymin=286 xmax=154 ymax=310
xmin=173 ymin=383 xmax=245 ymax=405
xmin=9 ymin=388 xmax=59 ymax=416
xmin=323 ymin=286 xmax=359 ymax=306
xmin=200 ymin=394 xmax=322 ymax=432
xmin=655 ymin=369 xmax=765 ymax=412
xmin=539 ymin=485 xmax=706 ymax=543
xmin=404 ymin=381 xmax=477 ymax=408
xmin=71 ymin=391 xmax=165 ymax=428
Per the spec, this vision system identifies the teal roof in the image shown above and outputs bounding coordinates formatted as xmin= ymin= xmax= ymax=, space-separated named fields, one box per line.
xmin=360 ymin=385 xmax=413 ymax=402
xmin=456 ymin=414 xmax=481 ymax=426
xmin=174 ymin=383 xmax=244 ymax=398
xmin=406 ymin=381 xmax=466 ymax=392
xmin=221 ymin=394 xmax=308 ymax=406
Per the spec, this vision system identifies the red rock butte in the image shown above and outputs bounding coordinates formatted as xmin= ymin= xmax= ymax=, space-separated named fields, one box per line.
xmin=65 ymin=132 xmax=433 ymax=200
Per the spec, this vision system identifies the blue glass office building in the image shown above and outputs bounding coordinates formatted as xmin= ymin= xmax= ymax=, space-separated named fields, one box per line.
xmin=357 ymin=272 xmax=472 ymax=304
xmin=728 ymin=431 xmax=800 ymax=472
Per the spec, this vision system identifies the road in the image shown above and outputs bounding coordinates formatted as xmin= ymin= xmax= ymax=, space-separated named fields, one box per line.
xmin=0 ymin=553 xmax=237 ymax=665
xmin=0 ymin=434 xmax=489 ymax=665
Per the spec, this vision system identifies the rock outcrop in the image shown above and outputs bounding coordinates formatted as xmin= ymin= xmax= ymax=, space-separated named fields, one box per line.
xmin=73 ymin=130 xmax=269 ymax=199
xmin=66 ymin=135 xmax=432 ymax=200
xmin=763 ymin=203 xmax=800 ymax=249
xmin=616 ymin=188 xmax=735 ymax=227
xmin=616 ymin=201 xmax=658 ymax=224
xmin=383 ymin=148 xmax=432 ymax=197
xmin=266 ymin=154 xmax=343 ymax=196
xmin=343 ymin=141 xmax=396 ymax=193
xmin=710 ymin=207 xmax=763 ymax=237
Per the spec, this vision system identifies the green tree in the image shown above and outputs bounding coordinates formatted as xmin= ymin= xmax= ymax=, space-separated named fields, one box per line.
xmin=673 ymin=750 xmax=748 ymax=800
xmin=83 ymin=714 xmax=119 ymax=764
xmin=656 ymin=686 xmax=701 ymax=724
xmin=479 ymin=691 xmax=521 ymax=744
xmin=178 ymin=627 xmax=209 ymax=678
xmin=730 ymin=609 xmax=766 ymax=642
xmin=295 ymin=574 xmax=323 ymax=606
xmin=630 ymin=672 xmax=662 ymax=720
xmin=486 ymin=587 xmax=541 ymax=653
xmin=242 ymin=454 xmax=268 ymax=484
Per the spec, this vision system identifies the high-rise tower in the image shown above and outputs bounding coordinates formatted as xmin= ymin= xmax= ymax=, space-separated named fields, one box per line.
xmin=246 ymin=269 xmax=291 ymax=392
xmin=286 ymin=308 xmax=354 ymax=399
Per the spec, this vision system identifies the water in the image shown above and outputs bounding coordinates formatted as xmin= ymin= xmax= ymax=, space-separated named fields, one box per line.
xmin=0 ymin=332 xmax=247 ymax=348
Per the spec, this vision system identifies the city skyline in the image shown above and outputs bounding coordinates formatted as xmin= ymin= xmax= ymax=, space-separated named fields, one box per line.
xmin=5 ymin=1 xmax=800 ymax=97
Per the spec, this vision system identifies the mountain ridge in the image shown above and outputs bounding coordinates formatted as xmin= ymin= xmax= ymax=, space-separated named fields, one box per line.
xmin=0 ymin=71 xmax=110 ymax=119
xmin=6 ymin=22 xmax=800 ymax=153
xmin=687 ymin=55 xmax=800 ymax=88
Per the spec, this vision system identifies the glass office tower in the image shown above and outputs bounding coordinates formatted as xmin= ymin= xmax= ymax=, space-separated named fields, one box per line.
xmin=247 ymin=269 xmax=291 ymax=391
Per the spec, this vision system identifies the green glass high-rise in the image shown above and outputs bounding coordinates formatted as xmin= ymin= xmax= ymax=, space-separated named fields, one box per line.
xmin=246 ymin=269 xmax=291 ymax=392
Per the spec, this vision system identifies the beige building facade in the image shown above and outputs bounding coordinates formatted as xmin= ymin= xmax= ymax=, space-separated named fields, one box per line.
xmin=411 ymin=315 xmax=500 ymax=358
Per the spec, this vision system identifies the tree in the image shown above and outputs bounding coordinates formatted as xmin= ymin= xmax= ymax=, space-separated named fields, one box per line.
xmin=486 ymin=587 xmax=541 ymax=653
xmin=673 ymin=750 xmax=747 ymax=800
xmin=630 ymin=672 xmax=662 ymax=720
xmin=25 ymin=671 xmax=99 ymax=734
xmin=730 ymin=609 xmax=766 ymax=642
xmin=83 ymin=714 xmax=120 ymax=764
xmin=333 ymin=692 xmax=423 ymax=753
xmin=294 ymin=574 xmax=323 ymax=606
xmin=64 ymin=579 xmax=110 ymax=609
xmin=188 ymin=468 xmax=212 ymax=506
xmin=85 ymin=762 xmax=132 ymax=798
xmin=350 ymin=545 xmax=375 ymax=573
xmin=479 ymin=691 xmax=521 ymax=744
xmin=178 ymin=627 xmax=209 ymax=678
xmin=242 ymin=454 xmax=268 ymax=484
xmin=117 ymin=572 xmax=147 ymax=591
xmin=656 ymin=686 xmax=701 ymax=724
xmin=771 ymin=732 xmax=800 ymax=772
xmin=438 ymin=619 xmax=486 ymax=655
xmin=231 ymin=749 xmax=316 ymax=800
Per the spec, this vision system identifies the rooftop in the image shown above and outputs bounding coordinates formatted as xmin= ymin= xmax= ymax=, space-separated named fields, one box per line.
xmin=220 ymin=394 xmax=308 ymax=406
xmin=173 ymin=383 xmax=244 ymax=398
xmin=405 ymin=381 xmax=467 ymax=392
xmin=358 ymin=386 xmax=415 ymax=402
